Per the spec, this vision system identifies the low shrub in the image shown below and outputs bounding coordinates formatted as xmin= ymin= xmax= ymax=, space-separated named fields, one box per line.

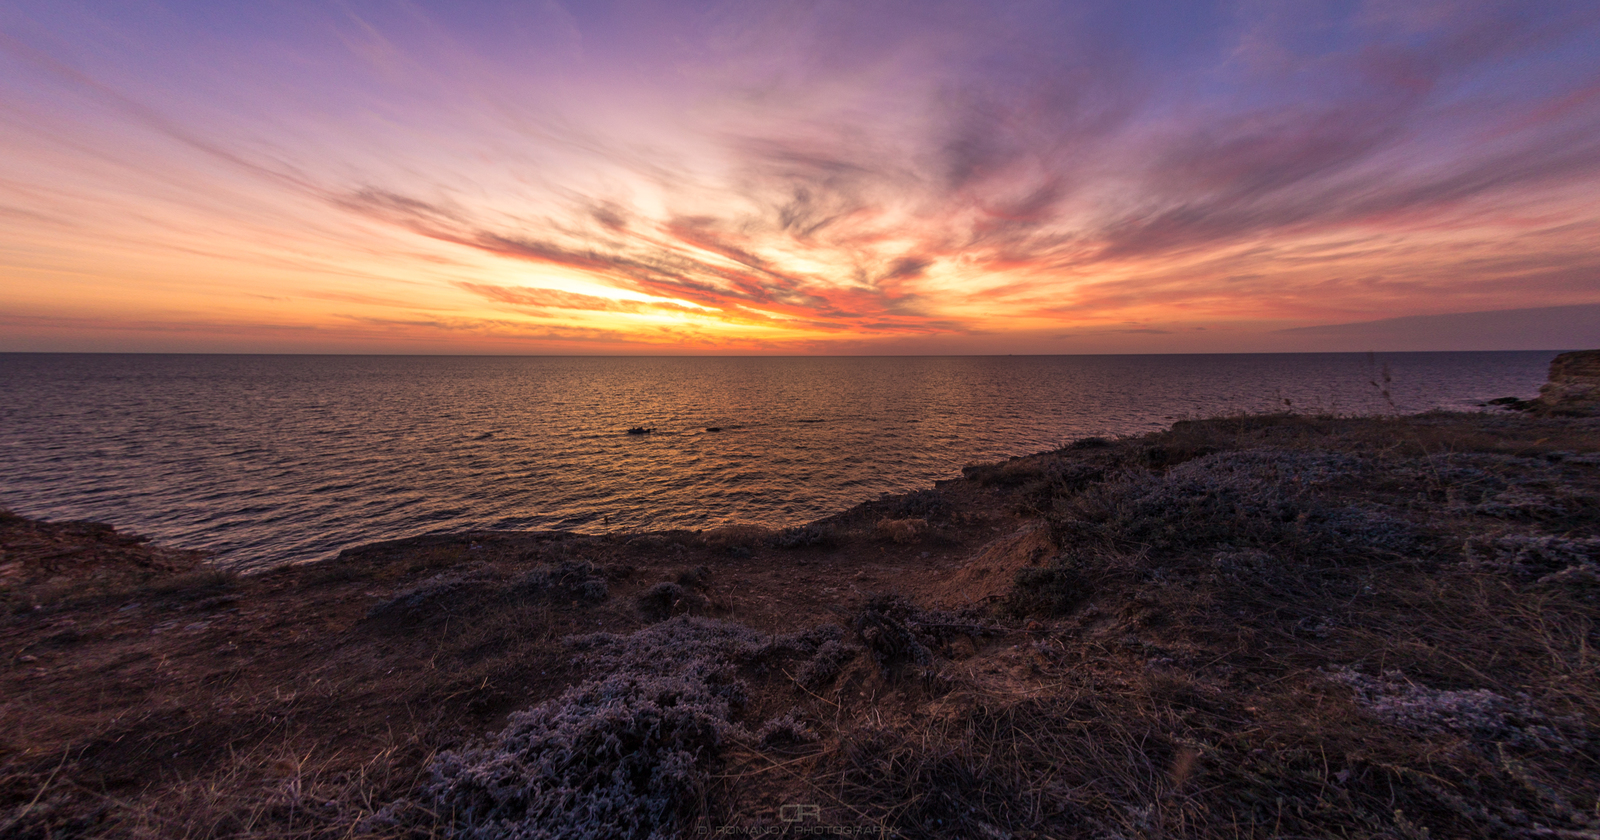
xmin=427 ymin=673 xmax=733 ymax=840
xmin=853 ymin=595 xmax=933 ymax=673
xmin=769 ymin=524 xmax=838 ymax=549
xmin=963 ymin=457 xmax=1048 ymax=487
xmin=891 ymin=488 xmax=948 ymax=519
xmin=637 ymin=581 xmax=692 ymax=622
xmin=1050 ymin=450 xmax=1390 ymax=558
xmin=874 ymin=517 xmax=926 ymax=544
xmin=793 ymin=638 xmax=859 ymax=689
xmin=364 ymin=566 xmax=498 ymax=622
xmin=1464 ymin=534 xmax=1600 ymax=577
xmin=1326 ymin=668 xmax=1579 ymax=751
xmin=849 ymin=595 xmax=997 ymax=675
xmin=1008 ymin=562 xmax=1092 ymax=617
xmin=699 ymin=525 xmax=772 ymax=550
xmin=964 ymin=455 xmax=1106 ymax=497
xmin=369 ymin=561 xmax=609 ymax=625
xmin=675 ymin=566 xmax=712 ymax=588
xmin=297 ymin=559 xmax=369 ymax=585
xmin=1534 ymin=563 xmax=1600 ymax=600
xmin=756 ymin=711 xmax=818 ymax=749
xmin=566 ymin=616 xmax=763 ymax=685
xmin=510 ymin=560 xmax=608 ymax=603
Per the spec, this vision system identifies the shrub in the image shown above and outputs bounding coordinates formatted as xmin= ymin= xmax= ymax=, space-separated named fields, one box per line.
xmin=756 ymin=712 xmax=818 ymax=749
xmin=699 ymin=525 xmax=772 ymax=550
xmin=636 ymin=582 xmax=693 ymax=622
xmin=675 ymin=565 xmax=712 ymax=588
xmin=370 ymin=561 xmax=609 ymax=625
xmin=426 ymin=673 xmax=733 ymax=840
xmin=769 ymin=524 xmax=839 ymax=549
xmin=793 ymin=638 xmax=859 ymax=689
xmin=1008 ymin=562 xmax=1092 ymax=617
xmin=624 ymin=534 xmax=686 ymax=556
xmin=853 ymin=596 xmax=932 ymax=672
xmin=850 ymin=594 xmax=996 ymax=675
xmin=1534 ymin=563 xmax=1600 ymax=600
xmin=963 ymin=457 xmax=1047 ymax=487
xmin=1326 ymin=668 xmax=1577 ymax=751
xmin=1050 ymin=450 xmax=1391 ymax=558
xmin=566 ymin=616 xmax=763 ymax=685
xmin=1464 ymin=535 xmax=1600 ymax=577
xmin=1472 ymin=486 xmax=1571 ymax=520
xmin=429 ymin=617 xmax=843 ymax=837
xmin=365 ymin=566 xmax=497 ymax=621
xmin=142 ymin=568 xmax=237 ymax=598
xmin=874 ymin=518 xmax=926 ymax=544
xmin=891 ymin=489 xmax=948 ymax=519
xmin=511 ymin=560 xmax=608 ymax=603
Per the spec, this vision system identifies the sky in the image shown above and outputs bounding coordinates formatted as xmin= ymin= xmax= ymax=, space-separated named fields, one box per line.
xmin=2 ymin=0 xmax=1599 ymax=355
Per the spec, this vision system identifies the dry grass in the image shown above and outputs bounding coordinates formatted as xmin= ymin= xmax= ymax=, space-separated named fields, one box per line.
xmin=696 ymin=411 xmax=1600 ymax=837
xmin=698 ymin=524 xmax=774 ymax=551
xmin=6 ymin=411 xmax=1599 ymax=838
xmin=1 ymin=727 xmax=441 ymax=839
xmin=874 ymin=518 xmax=928 ymax=544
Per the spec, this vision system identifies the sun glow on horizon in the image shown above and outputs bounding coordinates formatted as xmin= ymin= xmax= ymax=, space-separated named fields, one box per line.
xmin=2 ymin=0 xmax=1599 ymax=354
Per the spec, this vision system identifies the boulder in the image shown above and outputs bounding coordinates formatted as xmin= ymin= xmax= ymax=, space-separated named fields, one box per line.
xmin=1536 ymin=349 xmax=1600 ymax=416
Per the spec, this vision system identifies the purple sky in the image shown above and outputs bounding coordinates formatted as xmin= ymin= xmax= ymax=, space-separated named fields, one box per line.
xmin=2 ymin=0 xmax=1598 ymax=353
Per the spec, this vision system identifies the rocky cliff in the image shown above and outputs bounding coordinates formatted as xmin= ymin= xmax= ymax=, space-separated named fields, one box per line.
xmin=1538 ymin=348 xmax=1600 ymax=415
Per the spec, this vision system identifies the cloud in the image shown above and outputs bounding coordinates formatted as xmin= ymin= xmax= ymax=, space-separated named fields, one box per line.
xmin=336 ymin=182 xmax=964 ymax=336
xmin=1052 ymin=327 xmax=1174 ymax=338
xmin=4 ymin=0 xmax=1600 ymax=352
xmin=453 ymin=281 xmax=705 ymax=316
xmin=245 ymin=2 xmax=1600 ymax=339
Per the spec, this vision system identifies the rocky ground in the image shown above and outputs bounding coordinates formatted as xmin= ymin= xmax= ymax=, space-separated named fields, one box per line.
xmin=3 ymin=409 xmax=1599 ymax=839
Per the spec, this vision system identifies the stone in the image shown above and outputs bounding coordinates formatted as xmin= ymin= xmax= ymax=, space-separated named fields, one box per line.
xmin=1536 ymin=349 xmax=1600 ymax=416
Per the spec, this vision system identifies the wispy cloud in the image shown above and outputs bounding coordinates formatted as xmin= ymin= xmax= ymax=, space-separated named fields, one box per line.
xmin=1 ymin=0 xmax=1598 ymax=352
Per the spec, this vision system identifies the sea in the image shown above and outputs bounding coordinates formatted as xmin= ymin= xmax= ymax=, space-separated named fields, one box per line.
xmin=0 ymin=352 xmax=1558 ymax=572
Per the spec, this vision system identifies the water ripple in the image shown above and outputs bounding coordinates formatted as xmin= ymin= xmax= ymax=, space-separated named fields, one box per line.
xmin=0 ymin=352 xmax=1553 ymax=571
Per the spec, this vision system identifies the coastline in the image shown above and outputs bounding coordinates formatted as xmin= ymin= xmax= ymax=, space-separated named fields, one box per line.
xmin=3 ymin=409 xmax=1599 ymax=838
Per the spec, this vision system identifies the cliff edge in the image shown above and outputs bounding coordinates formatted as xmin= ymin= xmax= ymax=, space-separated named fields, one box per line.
xmin=1538 ymin=348 xmax=1600 ymax=415
xmin=4 ymin=411 xmax=1598 ymax=839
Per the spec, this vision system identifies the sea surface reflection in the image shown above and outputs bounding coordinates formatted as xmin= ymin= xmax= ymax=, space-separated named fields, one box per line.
xmin=0 ymin=352 xmax=1554 ymax=570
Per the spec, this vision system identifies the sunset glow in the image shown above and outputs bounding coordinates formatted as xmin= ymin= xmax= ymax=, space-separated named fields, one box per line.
xmin=3 ymin=0 xmax=1599 ymax=353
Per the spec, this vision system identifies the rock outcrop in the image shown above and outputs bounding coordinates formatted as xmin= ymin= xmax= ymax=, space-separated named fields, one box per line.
xmin=1537 ymin=349 xmax=1600 ymax=416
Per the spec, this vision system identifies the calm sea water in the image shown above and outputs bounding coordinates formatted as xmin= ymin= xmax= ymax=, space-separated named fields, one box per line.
xmin=0 ymin=352 xmax=1557 ymax=571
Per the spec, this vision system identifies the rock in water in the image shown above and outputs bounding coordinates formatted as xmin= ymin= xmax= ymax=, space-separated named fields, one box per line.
xmin=1536 ymin=349 xmax=1600 ymax=416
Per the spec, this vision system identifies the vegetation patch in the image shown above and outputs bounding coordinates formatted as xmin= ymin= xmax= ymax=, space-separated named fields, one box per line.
xmin=851 ymin=594 xmax=999 ymax=676
xmin=1007 ymin=560 xmax=1093 ymax=617
xmin=426 ymin=673 xmax=733 ymax=840
xmin=510 ymin=560 xmax=609 ymax=604
xmin=1464 ymin=534 xmax=1600 ymax=577
xmin=1050 ymin=449 xmax=1412 ymax=559
xmin=363 ymin=565 xmax=500 ymax=623
xmin=9 ymin=409 xmax=1600 ymax=838
xmin=1327 ymin=667 xmax=1582 ymax=751
xmin=873 ymin=517 xmax=926 ymax=544
xmin=635 ymin=581 xmax=702 ymax=621
xmin=768 ymin=523 xmax=838 ymax=549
